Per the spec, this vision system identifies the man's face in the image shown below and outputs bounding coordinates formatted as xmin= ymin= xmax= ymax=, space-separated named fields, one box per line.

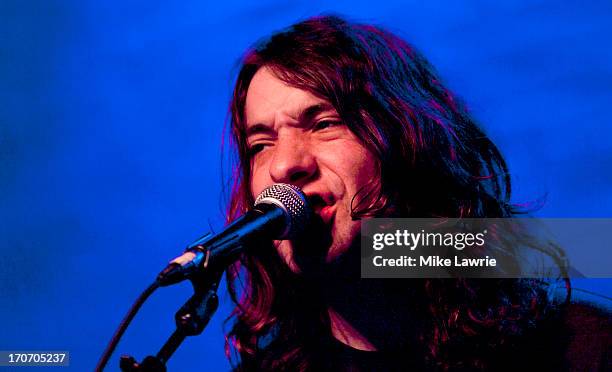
xmin=244 ymin=67 xmax=377 ymax=274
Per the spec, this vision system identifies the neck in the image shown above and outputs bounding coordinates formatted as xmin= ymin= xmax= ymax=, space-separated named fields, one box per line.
xmin=328 ymin=307 xmax=377 ymax=351
xmin=315 ymin=245 xmax=420 ymax=351
xmin=321 ymin=274 xmax=420 ymax=352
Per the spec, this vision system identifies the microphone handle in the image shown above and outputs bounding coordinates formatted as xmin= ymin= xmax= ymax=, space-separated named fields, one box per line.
xmin=157 ymin=203 xmax=286 ymax=286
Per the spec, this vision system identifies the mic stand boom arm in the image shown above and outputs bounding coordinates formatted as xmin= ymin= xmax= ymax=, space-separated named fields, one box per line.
xmin=119 ymin=267 xmax=222 ymax=372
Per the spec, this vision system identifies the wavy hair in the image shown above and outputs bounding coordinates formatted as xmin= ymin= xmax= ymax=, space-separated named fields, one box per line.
xmin=223 ymin=15 xmax=567 ymax=370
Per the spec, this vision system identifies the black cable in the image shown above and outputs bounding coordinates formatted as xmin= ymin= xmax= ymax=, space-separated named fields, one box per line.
xmin=95 ymin=281 xmax=160 ymax=372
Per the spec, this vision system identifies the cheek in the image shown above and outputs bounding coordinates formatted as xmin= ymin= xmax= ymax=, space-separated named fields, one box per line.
xmin=249 ymin=174 xmax=261 ymax=199
xmin=352 ymin=138 xmax=378 ymax=184
xmin=354 ymin=147 xmax=377 ymax=180
xmin=325 ymin=140 xmax=377 ymax=186
xmin=248 ymin=158 xmax=270 ymax=198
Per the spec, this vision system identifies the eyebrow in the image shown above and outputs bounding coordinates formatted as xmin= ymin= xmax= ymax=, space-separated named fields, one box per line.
xmin=246 ymin=102 xmax=337 ymax=138
xmin=299 ymin=102 xmax=336 ymax=123
xmin=246 ymin=123 xmax=275 ymax=137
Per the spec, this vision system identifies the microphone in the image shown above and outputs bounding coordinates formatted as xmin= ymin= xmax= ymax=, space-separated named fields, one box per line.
xmin=157 ymin=183 xmax=311 ymax=286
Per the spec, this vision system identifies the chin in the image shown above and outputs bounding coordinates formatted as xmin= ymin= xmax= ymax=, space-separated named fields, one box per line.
xmin=325 ymin=220 xmax=361 ymax=262
xmin=276 ymin=214 xmax=361 ymax=275
xmin=278 ymin=239 xmax=358 ymax=282
xmin=325 ymin=240 xmax=351 ymax=263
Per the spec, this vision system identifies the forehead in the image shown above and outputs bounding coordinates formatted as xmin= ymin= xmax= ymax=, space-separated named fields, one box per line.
xmin=244 ymin=67 xmax=329 ymax=126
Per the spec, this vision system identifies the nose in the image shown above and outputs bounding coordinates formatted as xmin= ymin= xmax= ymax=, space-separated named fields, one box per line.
xmin=269 ymin=130 xmax=317 ymax=185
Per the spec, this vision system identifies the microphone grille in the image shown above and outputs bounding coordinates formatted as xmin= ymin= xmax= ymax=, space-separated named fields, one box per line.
xmin=254 ymin=183 xmax=311 ymax=239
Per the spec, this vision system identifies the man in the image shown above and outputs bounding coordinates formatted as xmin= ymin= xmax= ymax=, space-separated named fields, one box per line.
xmin=222 ymin=16 xmax=608 ymax=371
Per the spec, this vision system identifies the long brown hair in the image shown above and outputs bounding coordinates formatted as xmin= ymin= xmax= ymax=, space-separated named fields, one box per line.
xmin=223 ymin=15 xmax=566 ymax=370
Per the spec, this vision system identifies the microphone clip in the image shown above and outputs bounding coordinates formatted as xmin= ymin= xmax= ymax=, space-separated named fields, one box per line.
xmin=156 ymin=232 xmax=215 ymax=287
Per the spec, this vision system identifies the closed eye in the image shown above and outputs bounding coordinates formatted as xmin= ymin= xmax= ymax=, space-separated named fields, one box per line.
xmin=247 ymin=143 xmax=268 ymax=157
xmin=313 ymin=120 xmax=343 ymax=131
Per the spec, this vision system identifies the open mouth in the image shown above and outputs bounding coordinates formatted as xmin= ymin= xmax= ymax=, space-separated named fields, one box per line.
xmin=308 ymin=194 xmax=336 ymax=226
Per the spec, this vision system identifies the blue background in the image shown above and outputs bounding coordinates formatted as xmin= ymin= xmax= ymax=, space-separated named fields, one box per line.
xmin=1 ymin=1 xmax=611 ymax=370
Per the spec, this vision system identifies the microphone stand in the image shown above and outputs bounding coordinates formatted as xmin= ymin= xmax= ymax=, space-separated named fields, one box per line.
xmin=118 ymin=270 xmax=222 ymax=371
